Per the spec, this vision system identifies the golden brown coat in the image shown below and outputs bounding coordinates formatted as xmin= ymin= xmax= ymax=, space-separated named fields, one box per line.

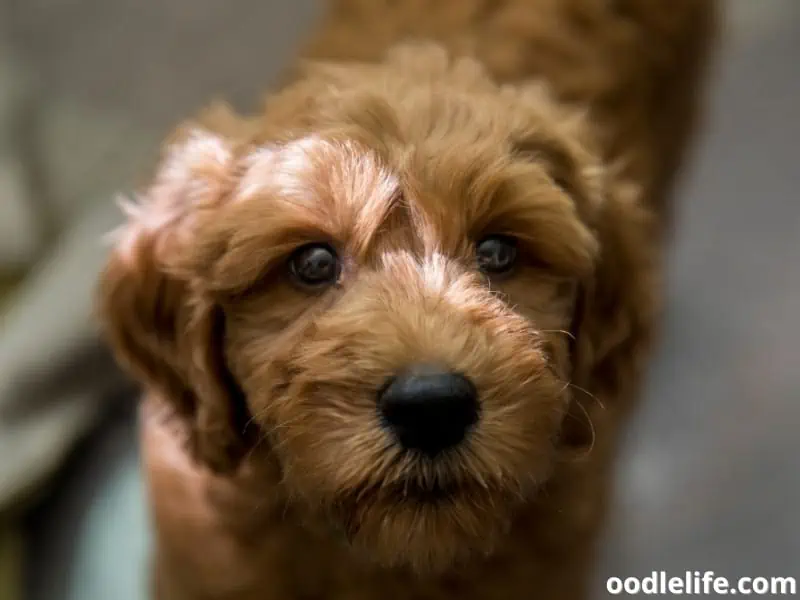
xmin=98 ymin=1 xmax=716 ymax=598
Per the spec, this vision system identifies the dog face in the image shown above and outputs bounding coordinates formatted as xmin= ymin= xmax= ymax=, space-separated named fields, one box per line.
xmin=221 ymin=130 xmax=595 ymax=570
xmin=101 ymin=46 xmax=653 ymax=573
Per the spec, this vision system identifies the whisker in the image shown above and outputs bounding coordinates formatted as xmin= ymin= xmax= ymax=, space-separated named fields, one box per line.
xmin=568 ymin=383 xmax=605 ymax=410
xmin=540 ymin=329 xmax=576 ymax=341
xmin=572 ymin=400 xmax=596 ymax=459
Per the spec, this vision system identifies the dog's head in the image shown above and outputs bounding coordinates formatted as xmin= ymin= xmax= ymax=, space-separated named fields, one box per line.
xmin=100 ymin=45 xmax=656 ymax=572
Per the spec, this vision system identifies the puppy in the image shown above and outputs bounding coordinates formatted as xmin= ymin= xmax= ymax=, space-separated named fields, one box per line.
xmin=99 ymin=0 xmax=716 ymax=598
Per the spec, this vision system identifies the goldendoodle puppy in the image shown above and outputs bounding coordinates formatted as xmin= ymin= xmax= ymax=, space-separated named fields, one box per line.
xmin=98 ymin=0 xmax=716 ymax=598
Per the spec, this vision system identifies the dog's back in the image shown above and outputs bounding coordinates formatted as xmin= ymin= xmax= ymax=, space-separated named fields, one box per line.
xmin=301 ymin=0 xmax=716 ymax=217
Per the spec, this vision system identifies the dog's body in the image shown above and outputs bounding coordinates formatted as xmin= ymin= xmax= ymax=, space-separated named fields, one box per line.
xmin=99 ymin=1 xmax=716 ymax=598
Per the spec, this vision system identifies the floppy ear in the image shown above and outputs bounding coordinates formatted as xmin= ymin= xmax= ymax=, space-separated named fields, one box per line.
xmin=562 ymin=180 xmax=661 ymax=449
xmin=98 ymin=127 xmax=252 ymax=473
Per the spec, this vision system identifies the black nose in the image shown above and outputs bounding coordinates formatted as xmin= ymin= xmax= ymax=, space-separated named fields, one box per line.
xmin=377 ymin=366 xmax=479 ymax=457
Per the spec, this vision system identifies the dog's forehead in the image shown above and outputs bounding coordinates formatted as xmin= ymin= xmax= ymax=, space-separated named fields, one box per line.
xmin=235 ymin=135 xmax=402 ymax=253
xmin=238 ymin=135 xmax=397 ymax=212
xmin=232 ymin=135 xmax=424 ymax=253
xmin=234 ymin=133 xmax=545 ymax=255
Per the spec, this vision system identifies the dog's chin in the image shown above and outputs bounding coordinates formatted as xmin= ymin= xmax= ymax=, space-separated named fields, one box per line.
xmin=327 ymin=478 xmax=522 ymax=574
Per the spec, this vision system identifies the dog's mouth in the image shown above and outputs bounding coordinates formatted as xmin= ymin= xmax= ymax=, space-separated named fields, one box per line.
xmin=323 ymin=472 xmax=520 ymax=571
xmin=334 ymin=476 xmax=465 ymax=511
xmin=334 ymin=469 xmax=517 ymax=519
xmin=382 ymin=478 xmax=462 ymax=504
xmin=330 ymin=481 xmax=455 ymax=543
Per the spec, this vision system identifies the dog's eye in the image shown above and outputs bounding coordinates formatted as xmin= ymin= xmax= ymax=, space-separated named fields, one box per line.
xmin=476 ymin=235 xmax=517 ymax=275
xmin=288 ymin=243 xmax=341 ymax=289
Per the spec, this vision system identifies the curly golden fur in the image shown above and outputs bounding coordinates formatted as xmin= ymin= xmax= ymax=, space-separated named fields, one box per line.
xmin=98 ymin=0 xmax=716 ymax=598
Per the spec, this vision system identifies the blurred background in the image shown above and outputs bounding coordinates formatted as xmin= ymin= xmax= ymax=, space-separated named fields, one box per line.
xmin=0 ymin=1 xmax=797 ymax=598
